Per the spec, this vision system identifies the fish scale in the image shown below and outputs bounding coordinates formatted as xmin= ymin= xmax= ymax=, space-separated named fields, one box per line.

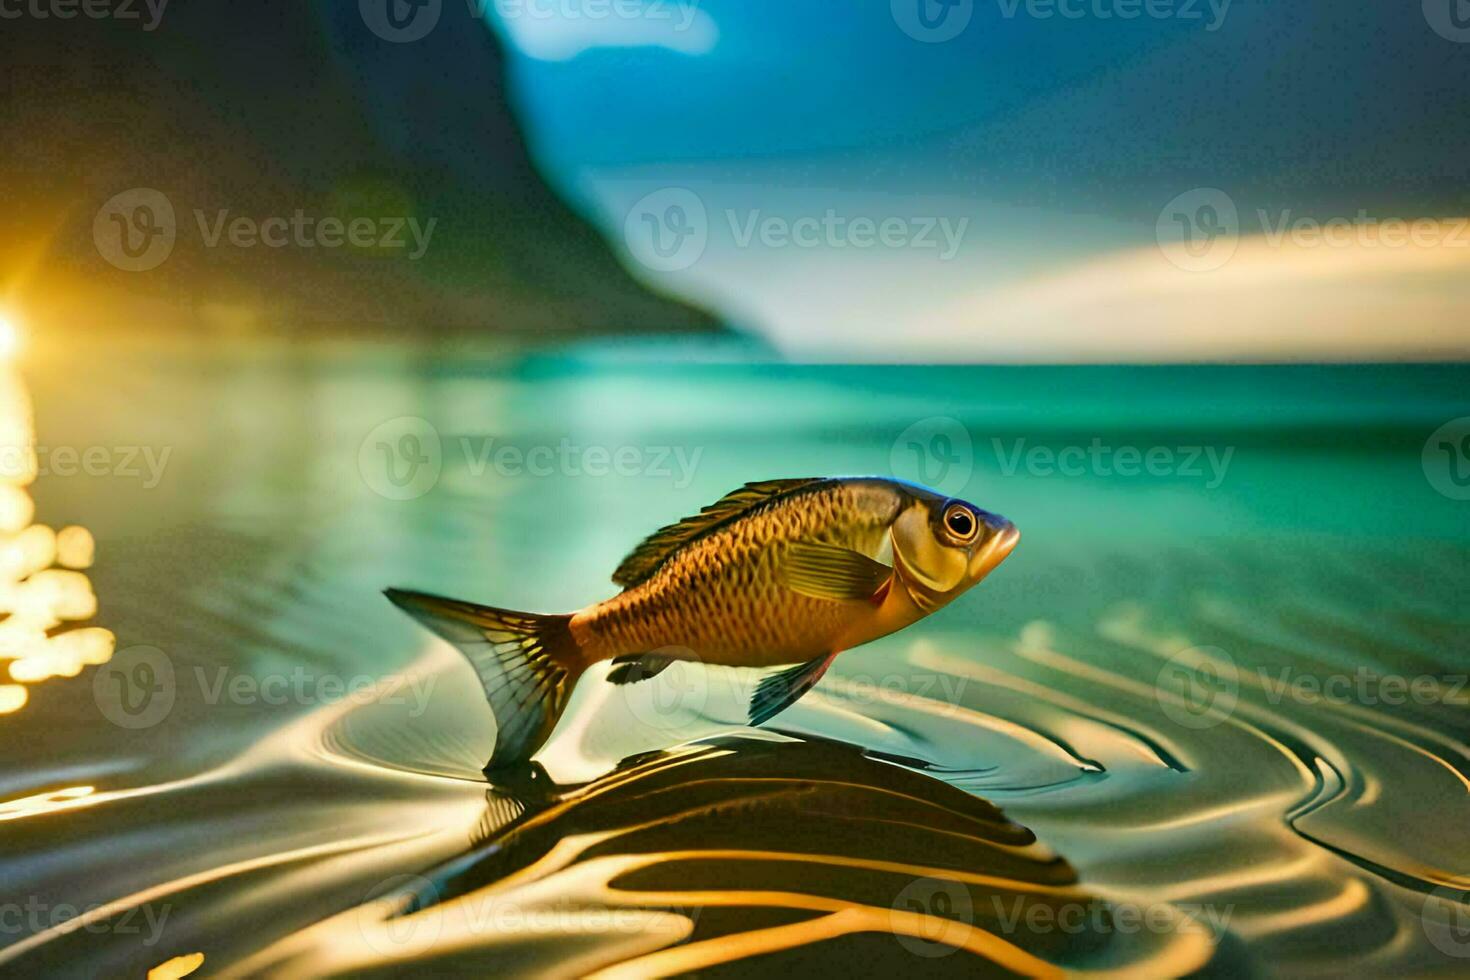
xmin=575 ymin=480 xmax=901 ymax=668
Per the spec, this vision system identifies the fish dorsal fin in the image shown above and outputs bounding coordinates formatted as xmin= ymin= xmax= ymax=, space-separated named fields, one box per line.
xmin=612 ymin=478 xmax=826 ymax=587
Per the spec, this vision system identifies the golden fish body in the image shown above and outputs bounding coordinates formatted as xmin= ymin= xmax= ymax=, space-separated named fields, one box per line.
xmin=574 ymin=479 xmax=933 ymax=667
xmin=388 ymin=476 xmax=1018 ymax=769
xmin=573 ymin=479 xmax=895 ymax=667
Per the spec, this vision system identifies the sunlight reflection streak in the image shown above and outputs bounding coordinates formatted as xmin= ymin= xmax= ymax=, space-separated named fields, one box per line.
xmin=0 ymin=352 xmax=113 ymax=708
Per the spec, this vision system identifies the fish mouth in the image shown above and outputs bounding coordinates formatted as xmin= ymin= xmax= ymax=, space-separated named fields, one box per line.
xmin=969 ymin=520 xmax=1020 ymax=580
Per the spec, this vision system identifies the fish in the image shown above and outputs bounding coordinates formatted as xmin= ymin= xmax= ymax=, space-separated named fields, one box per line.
xmin=385 ymin=477 xmax=1019 ymax=770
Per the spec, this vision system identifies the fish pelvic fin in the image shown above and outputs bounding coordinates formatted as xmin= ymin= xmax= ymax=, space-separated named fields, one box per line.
xmin=748 ymin=654 xmax=835 ymax=727
xmin=385 ymin=588 xmax=583 ymax=770
xmin=606 ymin=653 xmax=676 ymax=685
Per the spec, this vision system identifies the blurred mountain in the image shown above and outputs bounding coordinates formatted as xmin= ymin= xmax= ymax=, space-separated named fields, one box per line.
xmin=0 ymin=1 xmax=719 ymax=340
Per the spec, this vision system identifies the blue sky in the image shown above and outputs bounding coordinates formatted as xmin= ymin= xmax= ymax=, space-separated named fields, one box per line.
xmin=484 ymin=1 xmax=1470 ymax=360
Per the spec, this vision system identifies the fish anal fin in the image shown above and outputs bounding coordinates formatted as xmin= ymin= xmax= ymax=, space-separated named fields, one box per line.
xmin=612 ymin=478 xmax=826 ymax=588
xmin=748 ymin=655 xmax=835 ymax=727
xmin=781 ymin=541 xmax=892 ymax=601
xmin=607 ymin=653 xmax=676 ymax=685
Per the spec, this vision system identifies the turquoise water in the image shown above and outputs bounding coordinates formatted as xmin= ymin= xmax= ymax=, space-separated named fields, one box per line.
xmin=1 ymin=342 xmax=1466 ymax=975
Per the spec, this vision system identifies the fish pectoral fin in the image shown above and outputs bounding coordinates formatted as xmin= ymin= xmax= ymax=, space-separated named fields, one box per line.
xmin=748 ymin=655 xmax=835 ymax=726
xmin=780 ymin=542 xmax=893 ymax=601
xmin=606 ymin=653 xmax=676 ymax=685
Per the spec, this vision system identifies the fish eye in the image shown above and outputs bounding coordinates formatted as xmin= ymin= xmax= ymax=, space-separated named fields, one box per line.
xmin=943 ymin=503 xmax=978 ymax=542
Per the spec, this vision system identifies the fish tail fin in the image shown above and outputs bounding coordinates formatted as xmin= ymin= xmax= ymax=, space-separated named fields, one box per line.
xmin=384 ymin=588 xmax=583 ymax=770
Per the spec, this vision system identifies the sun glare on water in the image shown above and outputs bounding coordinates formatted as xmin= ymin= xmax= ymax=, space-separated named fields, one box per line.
xmin=0 ymin=319 xmax=113 ymax=715
xmin=0 ymin=313 xmax=20 ymax=360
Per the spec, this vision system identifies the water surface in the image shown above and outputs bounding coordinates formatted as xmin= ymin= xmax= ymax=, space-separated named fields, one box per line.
xmin=1 ymin=341 xmax=1466 ymax=976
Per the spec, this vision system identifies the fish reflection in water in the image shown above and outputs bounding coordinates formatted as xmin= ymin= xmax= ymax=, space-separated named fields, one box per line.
xmin=234 ymin=733 xmax=1216 ymax=978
